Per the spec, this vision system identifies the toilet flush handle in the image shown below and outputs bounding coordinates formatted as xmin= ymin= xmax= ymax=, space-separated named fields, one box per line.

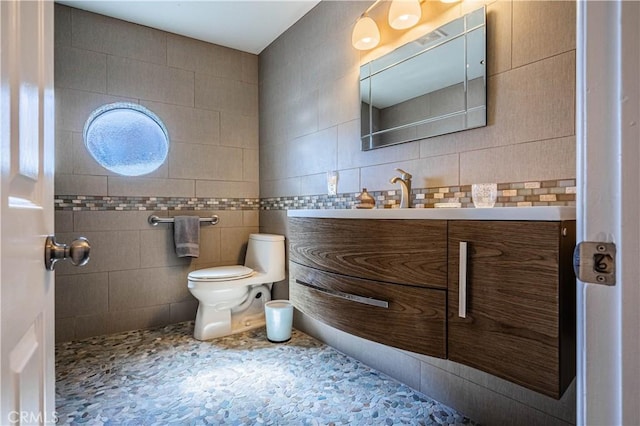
xmin=44 ymin=235 xmax=91 ymax=271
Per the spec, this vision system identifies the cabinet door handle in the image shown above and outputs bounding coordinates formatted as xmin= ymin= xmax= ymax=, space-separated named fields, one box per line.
xmin=459 ymin=241 xmax=468 ymax=318
xmin=295 ymin=279 xmax=389 ymax=308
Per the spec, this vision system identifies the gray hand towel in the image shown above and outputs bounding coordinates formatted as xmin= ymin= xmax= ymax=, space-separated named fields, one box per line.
xmin=174 ymin=216 xmax=200 ymax=258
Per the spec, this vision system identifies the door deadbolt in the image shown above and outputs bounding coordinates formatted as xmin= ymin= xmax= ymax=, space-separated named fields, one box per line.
xmin=44 ymin=236 xmax=91 ymax=271
xmin=573 ymin=241 xmax=616 ymax=285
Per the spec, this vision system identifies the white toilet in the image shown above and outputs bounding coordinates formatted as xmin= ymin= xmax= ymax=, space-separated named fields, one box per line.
xmin=187 ymin=233 xmax=285 ymax=340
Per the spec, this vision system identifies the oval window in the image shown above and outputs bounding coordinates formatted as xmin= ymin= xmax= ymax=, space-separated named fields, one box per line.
xmin=83 ymin=103 xmax=169 ymax=176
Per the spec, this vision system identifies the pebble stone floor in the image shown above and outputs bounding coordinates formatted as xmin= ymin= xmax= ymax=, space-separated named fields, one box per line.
xmin=56 ymin=322 xmax=475 ymax=425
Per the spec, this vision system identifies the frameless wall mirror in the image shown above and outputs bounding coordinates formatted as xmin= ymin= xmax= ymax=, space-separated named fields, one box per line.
xmin=360 ymin=7 xmax=486 ymax=151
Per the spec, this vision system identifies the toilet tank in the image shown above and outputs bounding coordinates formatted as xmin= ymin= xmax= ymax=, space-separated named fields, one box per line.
xmin=244 ymin=234 xmax=285 ymax=282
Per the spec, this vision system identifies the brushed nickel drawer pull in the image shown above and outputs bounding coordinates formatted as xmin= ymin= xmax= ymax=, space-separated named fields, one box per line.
xmin=295 ymin=279 xmax=389 ymax=308
xmin=459 ymin=241 xmax=467 ymax=318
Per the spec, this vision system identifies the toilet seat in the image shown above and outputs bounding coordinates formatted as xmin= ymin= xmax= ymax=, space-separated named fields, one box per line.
xmin=188 ymin=265 xmax=254 ymax=282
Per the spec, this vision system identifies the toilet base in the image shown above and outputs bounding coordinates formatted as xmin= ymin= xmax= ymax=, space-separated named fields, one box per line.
xmin=193 ymin=285 xmax=271 ymax=341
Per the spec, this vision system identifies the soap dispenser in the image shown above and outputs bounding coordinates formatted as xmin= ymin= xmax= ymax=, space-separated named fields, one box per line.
xmin=356 ymin=188 xmax=375 ymax=209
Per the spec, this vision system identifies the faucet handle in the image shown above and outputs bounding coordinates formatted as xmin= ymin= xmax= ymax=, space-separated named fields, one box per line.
xmin=395 ymin=168 xmax=412 ymax=179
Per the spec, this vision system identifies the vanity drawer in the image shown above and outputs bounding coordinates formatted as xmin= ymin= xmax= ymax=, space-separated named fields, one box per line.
xmin=290 ymin=262 xmax=446 ymax=358
xmin=289 ymin=218 xmax=447 ymax=289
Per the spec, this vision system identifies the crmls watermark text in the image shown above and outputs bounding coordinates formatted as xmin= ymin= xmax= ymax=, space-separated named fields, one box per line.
xmin=7 ymin=411 xmax=59 ymax=424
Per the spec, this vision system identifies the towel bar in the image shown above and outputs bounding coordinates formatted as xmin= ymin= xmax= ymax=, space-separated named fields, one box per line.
xmin=148 ymin=215 xmax=219 ymax=226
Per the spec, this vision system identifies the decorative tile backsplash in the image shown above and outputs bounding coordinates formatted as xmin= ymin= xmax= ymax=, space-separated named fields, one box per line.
xmin=54 ymin=195 xmax=260 ymax=211
xmin=260 ymin=179 xmax=576 ymax=210
xmin=54 ymin=179 xmax=576 ymax=212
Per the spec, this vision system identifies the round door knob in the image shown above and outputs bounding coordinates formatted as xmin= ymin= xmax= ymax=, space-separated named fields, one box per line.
xmin=68 ymin=238 xmax=91 ymax=267
xmin=44 ymin=236 xmax=91 ymax=271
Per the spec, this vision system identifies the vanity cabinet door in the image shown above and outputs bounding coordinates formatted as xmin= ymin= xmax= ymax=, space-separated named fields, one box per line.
xmin=289 ymin=218 xmax=447 ymax=289
xmin=447 ymin=221 xmax=576 ymax=399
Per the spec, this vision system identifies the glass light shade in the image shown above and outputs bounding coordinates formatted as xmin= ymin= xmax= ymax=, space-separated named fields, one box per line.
xmin=388 ymin=0 xmax=422 ymax=30
xmin=352 ymin=16 xmax=380 ymax=50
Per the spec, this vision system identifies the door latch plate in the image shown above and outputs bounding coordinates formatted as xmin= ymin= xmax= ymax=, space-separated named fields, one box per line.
xmin=573 ymin=241 xmax=616 ymax=285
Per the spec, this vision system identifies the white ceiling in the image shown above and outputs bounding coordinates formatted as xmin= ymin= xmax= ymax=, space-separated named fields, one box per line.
xmin=56 ymin=0 xmax=321 ymax=55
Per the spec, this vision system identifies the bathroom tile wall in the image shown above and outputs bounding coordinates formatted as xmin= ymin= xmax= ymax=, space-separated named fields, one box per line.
xmin=54 ymin=5 xmax=259 ymax=342
xmin=259 ymin=1 xmax=576 ymax=425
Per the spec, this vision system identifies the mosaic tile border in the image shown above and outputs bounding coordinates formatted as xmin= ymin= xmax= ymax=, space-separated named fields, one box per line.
xmin=260 ymin=179 xmax=577 ymax=210
xmin=54 ymin=179 xmax=576 ymax=212
xmin=54 ymin=196 xmax=260 ymax=211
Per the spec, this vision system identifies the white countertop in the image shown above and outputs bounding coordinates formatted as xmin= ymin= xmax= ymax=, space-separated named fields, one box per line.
xmin=287 ymin=206 xmax=576 ymax=221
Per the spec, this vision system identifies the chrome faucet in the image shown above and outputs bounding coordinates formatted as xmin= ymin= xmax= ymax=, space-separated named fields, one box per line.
xmin=390 ymin=168 xmax=412 ymax=208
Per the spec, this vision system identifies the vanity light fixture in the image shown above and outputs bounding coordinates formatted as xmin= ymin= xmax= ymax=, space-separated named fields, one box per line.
xmin=352 ymin=0 xmax=424 ymax=50
xmin=352 ymin=14 xmax=381 ymax=50
xmin=388 ymin=0 xmax=422 ymax=30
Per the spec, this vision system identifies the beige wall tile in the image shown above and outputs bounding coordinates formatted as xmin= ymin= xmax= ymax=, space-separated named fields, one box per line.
xmin=109 ymin=266 xmax=191 ymax=310
xmin=191 ymin=226 xmax=222 ymax=268
xmin=55 ymin=88 xmax=137 ymax=132
xmin=300 ymin=173 xmax=328 ymax=196
xmin=54 ymin=4 xmax=71 ymax=46
xmin=72 ymin=8 xmax=167 ymax=65
xmin=55 ymin=130 xmax=74 ymax=175
xmin=55 ymin=46 xmax=107 ymax=92
xmin=241 ymin=52 xmax=259 ymax=85
xmin=72 ymin=132 xmax=169 ymax=179
xmin=335 ymin=168 xmax=361 ymax=194
xmin=243 ymin=210 xmax=259 ymax=227
xmin=486 ymin=0 xmax=512 ymax=76
xmin=107 ymin=56 xmax=194 ymax=106
xmin=299 ymin=26 xmax=359 ymax=92
xmin=195 ymin=180 xmax=259 ymax=198
xmin=74 ymin=313 xmax=110 ymax=340
xmin=139 ymin=228 xmax=193 ymax=269
xmin=74 ymin=211 xmax=156 ymax=232
xmin=460 ymin=137 xmax=575 ymax=184
xmin=55 ymin=174 xmax=107 ymax=196
xmin=55 ymin=273 xmax=109 ymax=318
xmin=360 ymin=154 xmax=460 ymax=191
xmin=54 ymin=231 xmax=141 ymax=275
xmin=243 ymin=149 xmax=259 ymax=182
xmin=167 ymin=34 xmax=242 ymax=78
xmin=513 ymin=1 xmax=576 ymax=68
xmin=170 ymin=300 xmax=198 ymax=324
xmin=258 ymin=210 xmax=288 ymax=239
xmin=260 ymin=177 xmax=301 ymax=198
xmin=259 ymin=141 xmax=288 ymax=181
xmin=55 ymin=317 xmax=76 ymax=342
xmin=337 ymin=119 xmax=421 ymax=170
xmin=221 ymin=112 xmax=258 ymax=149
xmin=108 ymin=305 xmax=171 ymax=334
xmin=107 ymin=177 xmax=195 ymax=197
xmin=287 ymin=127 xmax=338 ymax=177
xmin=55 ymin=211 xmax=74 ymax=233
xmin=195 ymin=75 xmax=258 ymax=116
xmin=318 ymin=71 xmax=360 ymax=131
xmin=141 ymin=101 xmax=220 ymax=145
xmin=287 ymin=89 xmax=319 ymax=140
xmin=169 ymin=143 xmax=243 ymax=180
xmin=220 ymin=227 xmax=259 ymax=264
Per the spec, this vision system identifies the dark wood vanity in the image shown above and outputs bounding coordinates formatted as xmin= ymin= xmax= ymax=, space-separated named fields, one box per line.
xmin=288 ymin=208 xmax=576 ymax=399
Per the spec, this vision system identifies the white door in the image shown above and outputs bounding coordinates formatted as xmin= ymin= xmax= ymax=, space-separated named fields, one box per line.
xmin=0 ymin=0 xmax=56 ymax=423
xmin=576 ymin=1 xmax=640 ymax=424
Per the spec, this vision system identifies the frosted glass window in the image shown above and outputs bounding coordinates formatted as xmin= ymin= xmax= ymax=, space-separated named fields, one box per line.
xmin=83 ymin=103 xmax=169 ymax=176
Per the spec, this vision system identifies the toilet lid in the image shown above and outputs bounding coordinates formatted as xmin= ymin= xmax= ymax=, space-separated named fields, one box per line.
xmin=188 ymin=265 xmax=254 ymax=281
